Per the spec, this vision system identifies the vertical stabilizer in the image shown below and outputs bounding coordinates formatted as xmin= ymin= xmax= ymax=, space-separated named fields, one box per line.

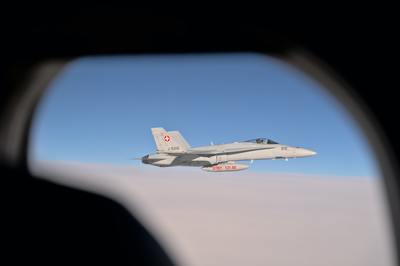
xmin=151 ymin=127 xmax=190 ymax=153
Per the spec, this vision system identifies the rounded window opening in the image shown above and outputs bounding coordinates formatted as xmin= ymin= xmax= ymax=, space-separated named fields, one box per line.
xmin=28 ymin=53 xmax=396 ymax=266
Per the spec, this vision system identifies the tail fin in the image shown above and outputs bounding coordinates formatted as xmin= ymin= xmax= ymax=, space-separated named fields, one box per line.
xmin=151 ymin=127 xmax=190 ymax=153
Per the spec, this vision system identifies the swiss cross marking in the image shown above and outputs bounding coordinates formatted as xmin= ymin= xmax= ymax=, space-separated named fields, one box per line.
xmin=164 ymin=135 xmax=171 ymax=142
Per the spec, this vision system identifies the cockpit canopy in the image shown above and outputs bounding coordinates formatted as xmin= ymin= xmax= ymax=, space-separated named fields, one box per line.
xmin=243 ymin=138 xmax=279 ymax=144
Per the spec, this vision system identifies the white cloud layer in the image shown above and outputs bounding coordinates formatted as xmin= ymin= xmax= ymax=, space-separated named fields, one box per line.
xmin=31 ymin=161 xmax=396 ymax=266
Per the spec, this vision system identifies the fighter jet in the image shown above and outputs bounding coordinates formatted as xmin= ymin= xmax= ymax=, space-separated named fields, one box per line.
xmin=140 ymin=127 xmax=317 ymax=172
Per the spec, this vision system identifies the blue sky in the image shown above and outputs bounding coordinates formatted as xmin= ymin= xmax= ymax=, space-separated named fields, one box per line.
xmin=29 ymin=53 xmax=379 ymax=177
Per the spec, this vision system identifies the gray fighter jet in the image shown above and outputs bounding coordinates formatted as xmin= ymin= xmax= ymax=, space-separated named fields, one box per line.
xmin=140 ymin=127 xmax=316 ymax=172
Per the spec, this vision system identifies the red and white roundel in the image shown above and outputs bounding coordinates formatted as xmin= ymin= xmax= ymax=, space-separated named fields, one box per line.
xmin=163 ymin=135 xmax=171 ymax=142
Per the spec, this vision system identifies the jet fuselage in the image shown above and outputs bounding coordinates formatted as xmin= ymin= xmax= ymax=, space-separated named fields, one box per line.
xmin=140 ymin=128 xmax=316 ymax=172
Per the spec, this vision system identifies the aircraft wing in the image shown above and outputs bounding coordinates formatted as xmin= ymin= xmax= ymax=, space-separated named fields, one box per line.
xmin=184 ymin=146 xmax=275 ymax=156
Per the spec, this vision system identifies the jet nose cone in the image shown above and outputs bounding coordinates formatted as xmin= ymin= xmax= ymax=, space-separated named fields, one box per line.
xmin=296 ymin=148 xmax=317 ymax=157
xmin=306 ymin=149 xmax=317 ymax=156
